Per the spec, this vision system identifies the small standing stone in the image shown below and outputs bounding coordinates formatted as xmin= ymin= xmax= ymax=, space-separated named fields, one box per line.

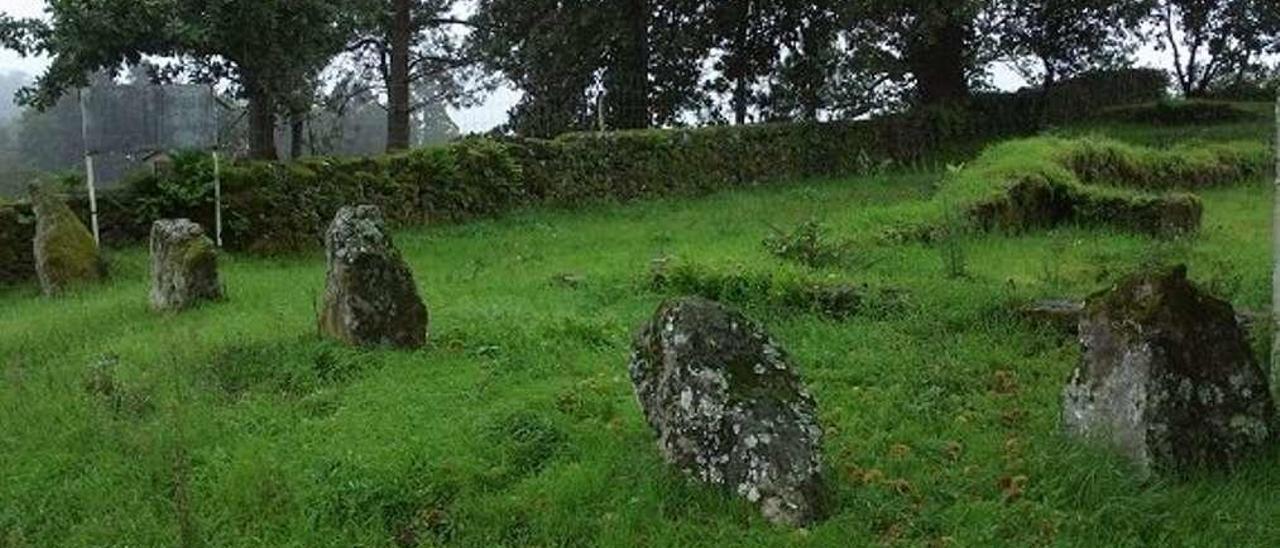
xmin=318 ymin=205 xmax=428 ymax=348
xmin=629 ymin=297 xmax=824 ymax=526
xmin=30 ymin=184 xmax=106 ymax=295
xmin=1063 ymin=265 xmax=1275 ymax=474
xmin=149 ymin=219 xmax=223 ymax=312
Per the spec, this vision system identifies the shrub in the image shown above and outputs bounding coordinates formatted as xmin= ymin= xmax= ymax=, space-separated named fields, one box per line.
xmin=970 ymin=68 xmax=1171 ymax=129
xmin=762 ymin=220 xmax=852 ymax=268
xmin=1041 ymin=69 xmax=1171 ymax=122
xmin=1198 ymin=75 xmax=1279 ymax=102
xmin=1097 ymin=100 xmax=1258 ymax=126
xmin=649 ymin=258 xmax=894 ymax=320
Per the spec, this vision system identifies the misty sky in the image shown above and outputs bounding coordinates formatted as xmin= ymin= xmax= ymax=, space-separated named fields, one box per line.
xmin=0 ymin=0 xmax=1208 ymax=134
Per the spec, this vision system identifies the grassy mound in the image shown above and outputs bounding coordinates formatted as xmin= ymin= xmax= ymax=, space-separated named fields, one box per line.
xmin=923 ymin=137 xmax=1268 ymax=237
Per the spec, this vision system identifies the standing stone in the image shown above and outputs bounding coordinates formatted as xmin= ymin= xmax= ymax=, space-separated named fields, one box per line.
xmin=1063 ymin=265 xmax=1275 ymax=474
xmin=318 ymin=205 xmax=428 ymax=349
xmin=629 ymin=297 xmax=823 ymax=526
xmin=30 ymin=184 xmax=106 ymax=295
xmin=149 ymin=219 xmax=223 ymax=312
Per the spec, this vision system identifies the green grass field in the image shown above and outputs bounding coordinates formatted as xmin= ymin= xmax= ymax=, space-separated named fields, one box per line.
xmin=2 ymin=104 xmax=1277 ymax=546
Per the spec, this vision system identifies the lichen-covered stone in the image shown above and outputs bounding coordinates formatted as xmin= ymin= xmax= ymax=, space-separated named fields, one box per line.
xmin=629 ymin=297 xmax=823 ymax=526
xmin=1063 ymin=265 xmax=1275 ymax=474
xmin=318 ymin=205 xmax=428 ymax=348
xmin=30 ymin=185 xmax=106 ymax=295
xmin=149 ymin=219 xmax=223 ymax=312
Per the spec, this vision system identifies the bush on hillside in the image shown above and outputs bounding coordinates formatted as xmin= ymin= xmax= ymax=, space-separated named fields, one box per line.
xmin=1098 ymin=101 xmax=1258 ymax=126
xmin=971 ymin=68 xmax=1171 ymax=129
xmin=649 ymin=258 xmax=902 ymax=320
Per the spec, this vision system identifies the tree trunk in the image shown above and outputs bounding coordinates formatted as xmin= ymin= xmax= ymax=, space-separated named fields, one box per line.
xmin=906 ymin=19 xmax=970 ymax=106
xmin=730 ymin=2 xmax=751 ymax=125
xmin=246 ymin=83 xmax=277 ymax=161
xmin=610 ymin=0 xmax=650 ymax=130
xmin=289 ymin=110 xmax=306 ymax=160
xmin=733 ymin=78 xmax=749 ymax=125
xmin=386 ymin=0 xmax=413 ymax=152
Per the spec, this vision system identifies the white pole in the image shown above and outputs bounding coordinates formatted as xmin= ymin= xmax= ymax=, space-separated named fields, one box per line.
xmin=213 ymin=150 xmax=223 ymax=247
xmin=78 ymin=87 xmax=100 ymax=247
xmin=85 ymin=154 xmax=100 ymax=247
xmin=1272 ymin=90 xmax=1279 ymax=383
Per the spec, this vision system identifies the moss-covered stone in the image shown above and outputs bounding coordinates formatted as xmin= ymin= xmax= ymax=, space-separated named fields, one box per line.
xmin=30 ymin=185 xmax=106 ymax=295
xmin=149 ymin=219 xmax=224 ymax=312
xmin=318 ymin=205 xmax=428 ymax=349
xmin=1063 ymin=265 xmax=1275 ymax=475
xmin=629 ymin=297 xmax=824 ymax=526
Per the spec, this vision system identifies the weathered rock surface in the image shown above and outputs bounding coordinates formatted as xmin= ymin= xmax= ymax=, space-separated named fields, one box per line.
xmin=31 ymin=185 xmax=106 ymax=295
xmin=1022 ymin=298 xmax=1262 ymax=336
xmin=149 ymin=219 xmax=223 ymax=312
xmin=318 ymin=205 xmax=428 ymax=348
xmin=629 ymin=297 xmax=823 ymax=526
xmin=1062 ymin=265 xmax=1275 ymax=474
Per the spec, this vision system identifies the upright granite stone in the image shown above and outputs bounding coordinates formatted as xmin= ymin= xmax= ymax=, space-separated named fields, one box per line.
xmin=1063 ymin=265 xmax=1275 ymax=474
xmin=149 ymin=219 xmax=223 ymax=312
xmin=629 ymin=297 xmax=823 ymax=526
xmin=318 ymin=206 xmax=428 ymax=349
xmin=30 ymin=185 xmax=106 ymax=295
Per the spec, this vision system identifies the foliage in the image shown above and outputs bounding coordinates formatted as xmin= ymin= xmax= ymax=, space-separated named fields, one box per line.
xmin=471 ymin=0 xmax=707 ymax=136
xmin=838 ymin=0 xmax=993 ymax=105
xmin=9 ymin=0 xmax=358 ymax=159
xmin=1097 ymin=100 xmax=1259 ymax=126
xmin=762 ymin=219 xmax=853 ymax=268
xmin=1153 ymin=0 xmax=1280 ymax=96
xmin=649 ymin=257 xmax=881 ymax=320
xmin=992 ymin=0 xmax=1153 ymax=85
xmin=342 ymin=0 xmax=475 ymax=152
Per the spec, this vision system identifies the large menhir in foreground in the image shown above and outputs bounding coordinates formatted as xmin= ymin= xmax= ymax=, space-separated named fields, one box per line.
xmin=318 ymin=205 xmax=429 ymax=349
xmin=629 ymin=297 xmax=824 ymax=526
xmin=1063 ymin=265 xmax=1275 ymax=474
